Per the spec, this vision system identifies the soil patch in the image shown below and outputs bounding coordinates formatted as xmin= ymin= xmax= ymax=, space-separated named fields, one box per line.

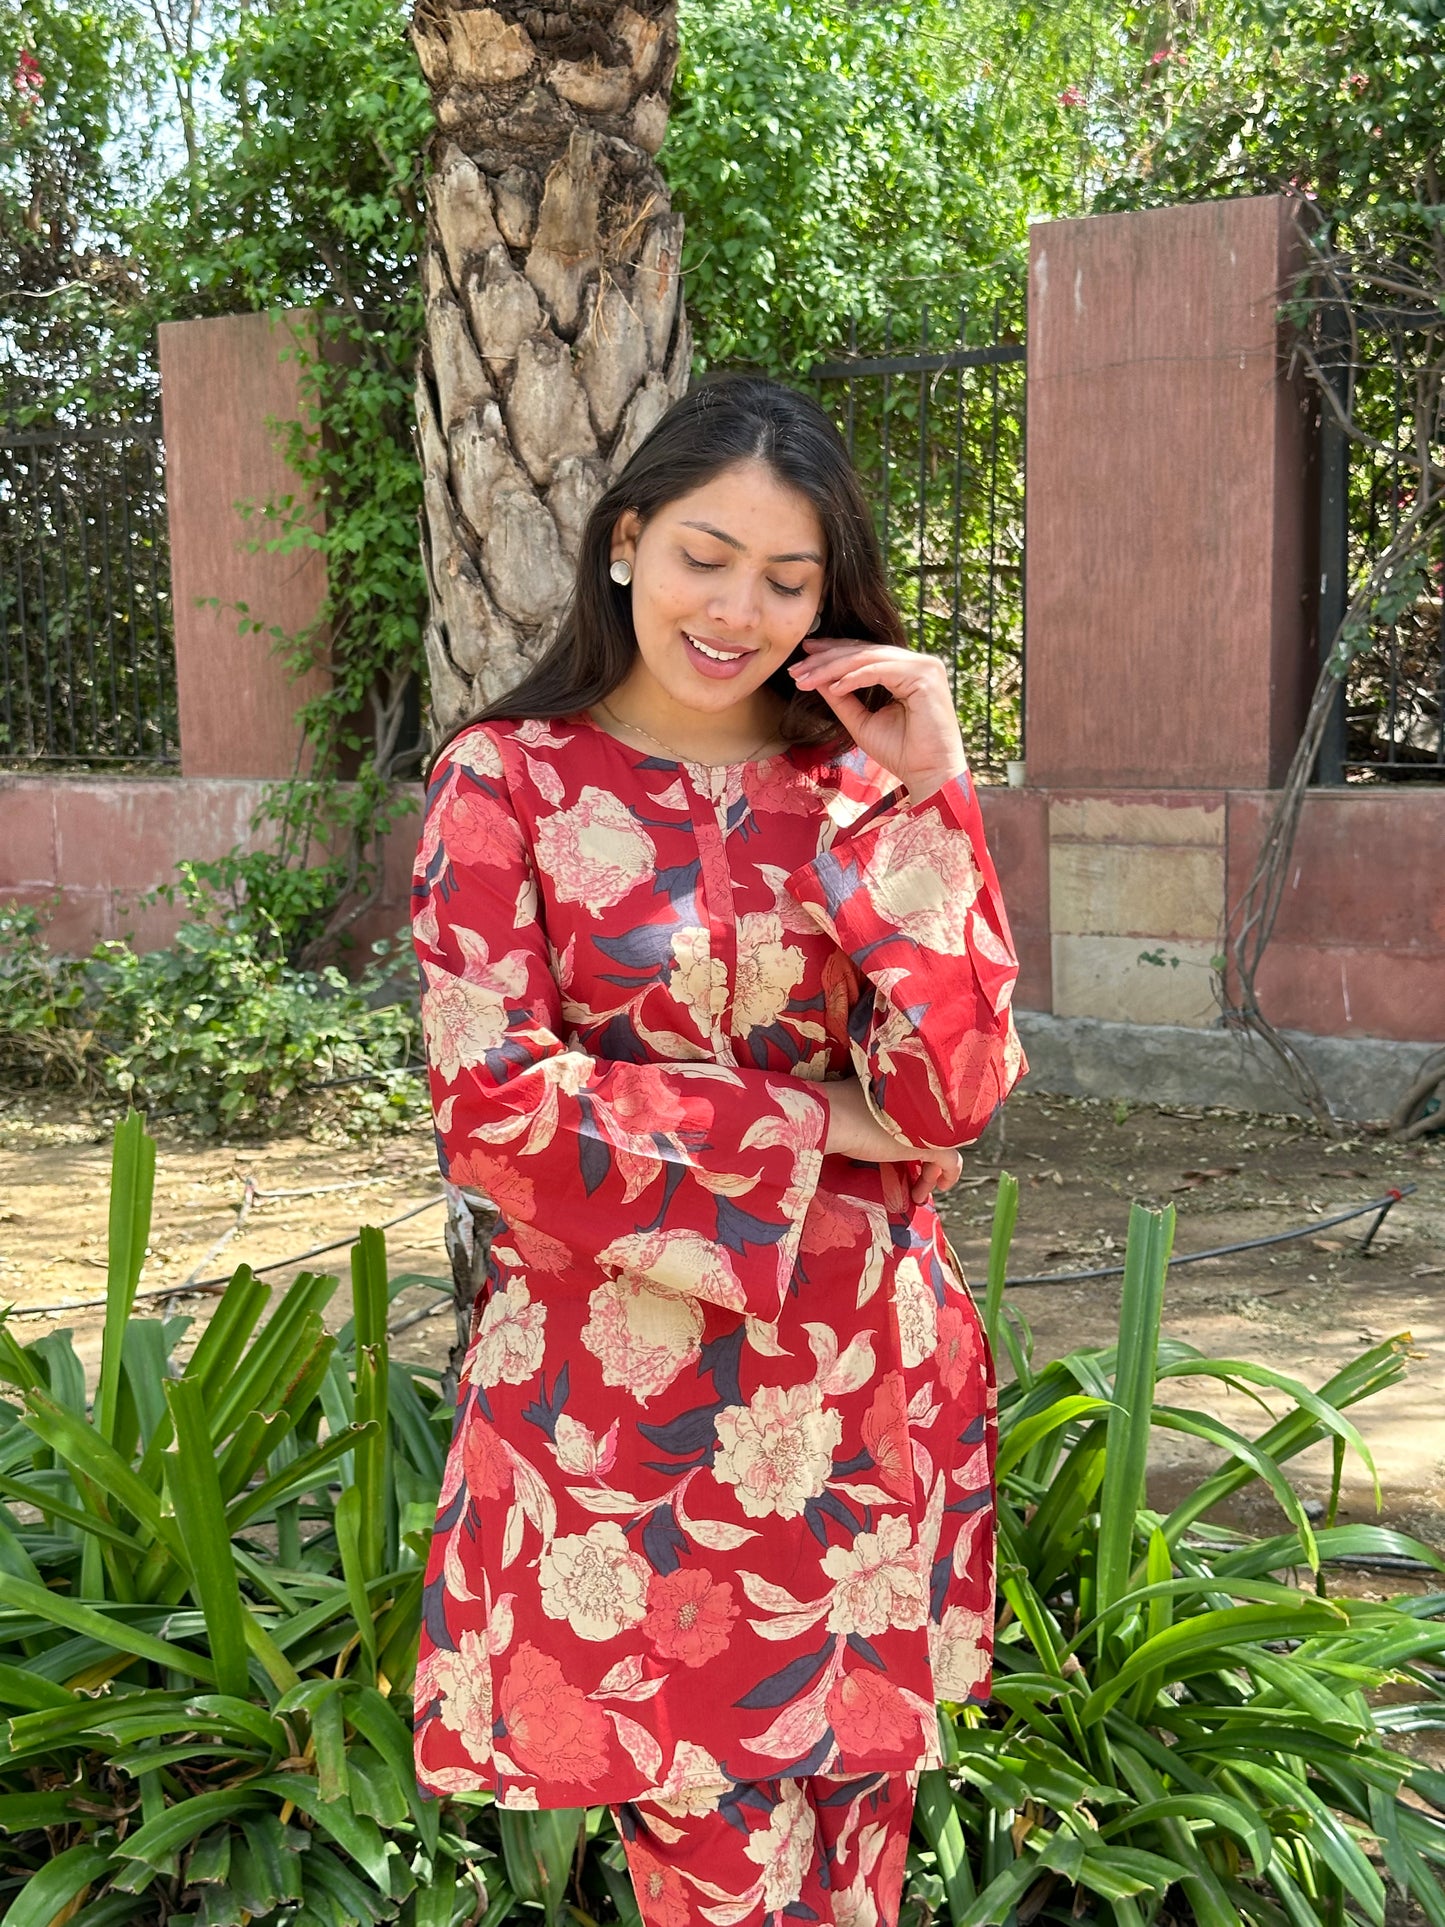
xmin=1 ymin=1086 xmax=1441 ymax=1542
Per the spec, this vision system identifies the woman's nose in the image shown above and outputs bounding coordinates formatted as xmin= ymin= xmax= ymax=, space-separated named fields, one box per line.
xmin=706 ymin=572 xmax=763 ymax=633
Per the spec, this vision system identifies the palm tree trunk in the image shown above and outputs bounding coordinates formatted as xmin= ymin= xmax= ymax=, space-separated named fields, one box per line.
xmin=410 ymin=0 xmax=691 ymax=739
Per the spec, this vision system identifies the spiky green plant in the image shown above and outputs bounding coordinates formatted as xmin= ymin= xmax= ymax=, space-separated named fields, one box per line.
xmin=0 ymin=1124 xmax=1441 ymax=1927
xmin=907 ymin=1181 xmax=1445 ymax=1927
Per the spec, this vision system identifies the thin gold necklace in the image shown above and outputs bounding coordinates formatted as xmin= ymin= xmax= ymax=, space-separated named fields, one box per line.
xmin=594 ymin=699 xmax=782 ymax=768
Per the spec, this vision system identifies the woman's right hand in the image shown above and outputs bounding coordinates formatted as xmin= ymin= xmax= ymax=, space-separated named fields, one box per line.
xmin=821 ymin=1078 xmax=964 ymax=1204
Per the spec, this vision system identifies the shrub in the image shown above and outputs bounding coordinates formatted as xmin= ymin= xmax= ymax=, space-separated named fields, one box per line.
xmin=0 ymin=897 xmax=421 ymax=1137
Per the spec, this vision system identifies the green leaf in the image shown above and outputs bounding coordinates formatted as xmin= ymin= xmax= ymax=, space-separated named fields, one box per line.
xmin=164 ymin=1377 xmax=251 ymax=1699
xmin=347 ymin=1682 xmax=439 ymax=1855
xmin=497 ymin=1808 xmax=585 ymax=1927
xmin=0 ymin=1568 xmax=216 ymax=1680
xmin=114 ymin=1786 xmax=271 ymax=1871
xmin=982 ymin=1171 xmax=1019 ymax=1361
xmin=916 ymin=1768 xmax=977 ymax=1923
xmin=1079 ymin=1601 xmax=1349 ymax=1722
xmin=1094 ymin=1204 xmax=1173 ymax=1621
xmin=1 ymin=1843 xmax=116 ymax=1927
xmin=96 ymin=1110 xmax=155 ymax=1446
xmin=250 ymin=1772 xmax=393 ymax=1888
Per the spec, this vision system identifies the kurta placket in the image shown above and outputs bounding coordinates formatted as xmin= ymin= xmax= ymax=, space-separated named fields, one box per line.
xmin=682 ymin=760 xmax=740 ymax=1055
xmin=410 ymin=713 xmax=1027 ymax=1813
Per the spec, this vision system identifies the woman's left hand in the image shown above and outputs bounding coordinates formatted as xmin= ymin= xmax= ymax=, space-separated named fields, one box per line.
xmin=789 ymin=637 xmax=968 ymax=802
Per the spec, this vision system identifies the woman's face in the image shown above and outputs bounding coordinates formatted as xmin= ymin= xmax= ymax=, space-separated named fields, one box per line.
xmin=610 ymin=458 xmax=827 ymax=716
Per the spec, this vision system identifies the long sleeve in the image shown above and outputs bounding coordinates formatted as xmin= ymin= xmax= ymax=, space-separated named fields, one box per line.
xmin=783 ymin=768 xmax=1026 ymax=1149
xmin=413 ymin=728 xmax=828 ymax=1324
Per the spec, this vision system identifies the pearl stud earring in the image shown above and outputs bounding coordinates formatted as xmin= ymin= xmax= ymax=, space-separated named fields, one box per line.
xmin=609 ymin=559 xmax=633 ymax=586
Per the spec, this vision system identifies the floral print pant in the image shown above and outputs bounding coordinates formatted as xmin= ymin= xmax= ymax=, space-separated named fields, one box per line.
xmin=614 ymin=1769 xmax=918 ymax=1927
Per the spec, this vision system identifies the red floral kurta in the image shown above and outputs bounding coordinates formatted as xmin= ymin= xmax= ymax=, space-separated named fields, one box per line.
xmin=411 ymin=712 xmax=1026 ymax=1812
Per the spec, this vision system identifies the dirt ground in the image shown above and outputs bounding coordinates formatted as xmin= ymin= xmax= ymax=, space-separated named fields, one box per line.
xmin=0 ymin=1085 xmax=1442 ymax=1547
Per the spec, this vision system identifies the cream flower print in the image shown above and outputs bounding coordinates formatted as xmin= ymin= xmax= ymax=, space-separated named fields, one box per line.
xmin=598 ymin=1228 xmax=746 ymax=1315
xmin=581 ymin=1273 xmax=705 ymax=1403
xmin=744 ymin=1780 xmax=817 ymax=1913
xmin=420 ymin=934 xmax=531 ymax=1083
xmin=534 ymin=786 xmax=657 ymax=916
xmin=446 ymin=726 xmax=505 ymax=778
xmin=647 ymin=1741 xmax=731 ymax=1817
xmin=732 ymin=911 xmax=806 ymax=1036
xmin=538 ymin=1521 xmax=651 ymax=1641
xmin=467 ymin=1278 xmax=547 ymax=1389
xmin=862 ymin=811 xmax=983 ymax=956
xmin=417 ymin=1629 xmax=493 ymax=1767
xmin=822 ymin=1514 xmax=928 ymax=1637
xmin=892 ymin=1254 xmax=939 ymax=1369
xmin=930 ymin=1603 xmax=991 ymax=1700
xmin=712 ymin=1382 xmax=842 ymax=1520
xmin=669 ymin=924 xmax=728 ymax=1025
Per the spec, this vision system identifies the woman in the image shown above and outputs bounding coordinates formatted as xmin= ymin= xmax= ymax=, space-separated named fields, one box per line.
xmin=411 ymin=373 xmax=1026 ymax=1927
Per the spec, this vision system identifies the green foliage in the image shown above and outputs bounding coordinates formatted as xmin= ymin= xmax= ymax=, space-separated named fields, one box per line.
xmin=938 ymin=1177 xmax=1445 ymax=1925
xmin=138 ymin=0 xmax=433 ymax=949
xmin=0 ymin=1115 xmax=633 ymax=1926
xmin=1097 ymin=0 xmax=1444 ymax=249
xmin=0 ymin=897 xmax=421 ymax=1137
xmin=1 ymin=1125 xmax=1441 ymax=1926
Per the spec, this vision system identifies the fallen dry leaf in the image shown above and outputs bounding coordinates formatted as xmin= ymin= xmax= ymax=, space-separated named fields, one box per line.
xmin=1173 ymin=1165 xmax=1243 ymax=1190
xmin=1310 ymin=1238 xmax=1346 ymax=1253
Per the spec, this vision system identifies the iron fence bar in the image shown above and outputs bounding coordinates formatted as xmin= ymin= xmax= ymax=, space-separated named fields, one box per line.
xmin=141 ymin=442 xmax=174 ymax=758
xmin=32 ymin=460 xmax=59 ymax=756
xmin=808 ymin=343 xmax=1025 ymax=380
xmin=880 ymin=312 xmax=892 ymax=575
xmin=97 ymin=451 xmax=123 ymax=747
xmin=845 ymin=313 xmax=856 ymax=461
xmin=0 ymin=476 xmax=18 ymax=754
xmin=1018 ymin=335 xmax=1028 ymax=760
xmin=78 ymin=440 xmax=106 ymax=753
xmin=947 ymin=301 xmax=966 ymax=710
xmin=916 ymin=305 xmax=929 ymax=657
xmin=983 ymin=302 xmax=1002 ymax=769
xmin=115 ymin=441 xmax=148 ymax=752
xmin=1386 ymin=359 xmax=1403 ymax=769
xmin=0 ymin=423 xmax=161 ymax=448
xmin=1315 ymin=304 xmax=1350 ymax=784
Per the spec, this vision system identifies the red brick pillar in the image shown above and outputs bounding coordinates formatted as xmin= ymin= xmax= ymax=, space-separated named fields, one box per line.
xmin=1024 ymin=195 xmax=1315 ymax=792
xmin=158 ymin=310 xmax=331 ymax=778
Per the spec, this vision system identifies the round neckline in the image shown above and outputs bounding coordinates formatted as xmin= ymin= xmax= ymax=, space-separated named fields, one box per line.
xmin=570 ymin=706 xmax=802 ymax=775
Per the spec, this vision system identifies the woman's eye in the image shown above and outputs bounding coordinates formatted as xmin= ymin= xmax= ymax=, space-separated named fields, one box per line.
xmin=770 ymin=582 xmax=805 ymax=598
xmin=681 ymin=551 xmax=721 ymax=571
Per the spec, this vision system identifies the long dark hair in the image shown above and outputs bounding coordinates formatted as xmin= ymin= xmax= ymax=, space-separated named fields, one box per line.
xmin=433 ymin=372 xmax=905 ymax=766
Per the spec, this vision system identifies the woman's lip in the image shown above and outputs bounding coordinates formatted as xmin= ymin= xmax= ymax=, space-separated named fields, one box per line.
xmin=682 ymin=631 xmax=754 ymax=679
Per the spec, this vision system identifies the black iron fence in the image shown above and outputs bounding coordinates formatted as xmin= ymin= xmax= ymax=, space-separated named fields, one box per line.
xmin=1316 ymin=303 xmax=1444 ymax=783
xmin=806 ymin=305 xmax=1026 ymax=777
xmin=0 ymin=424 xmax=178 ymax=768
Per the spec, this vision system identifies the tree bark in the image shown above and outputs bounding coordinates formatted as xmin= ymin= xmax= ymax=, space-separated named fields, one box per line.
xmin=410 ymin=0 xmax=691 ymax=740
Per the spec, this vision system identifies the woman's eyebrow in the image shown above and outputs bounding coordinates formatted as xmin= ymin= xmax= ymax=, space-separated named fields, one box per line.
xmin=679 ymin=519 xmax=823 ymax=565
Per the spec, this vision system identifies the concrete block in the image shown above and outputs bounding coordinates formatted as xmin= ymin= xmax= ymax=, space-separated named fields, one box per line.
xmin=1016 ymin=1010 xmax=1443 ymax=1123
xmin=1049 ymin=842 xmax=1223 ymax=940
xmin=1052 ymin=934 xmax=1221 ymax=1026
xmin=1048 ymin=795 xmax=1225 ymax=846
